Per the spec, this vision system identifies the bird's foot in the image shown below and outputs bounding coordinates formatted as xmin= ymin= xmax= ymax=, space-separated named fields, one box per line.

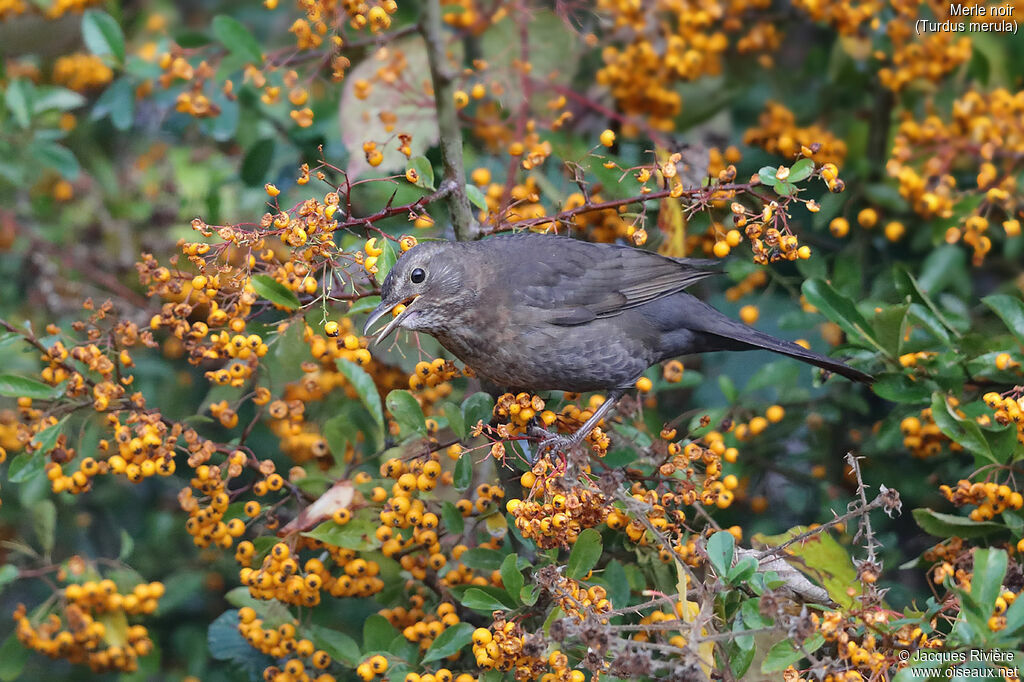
xmin=525 ymin=424 xmax=581 ymax=464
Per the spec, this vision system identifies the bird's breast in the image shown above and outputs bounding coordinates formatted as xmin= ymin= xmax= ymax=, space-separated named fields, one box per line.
xmin=431 ymin=306 xmax=658 ymax=393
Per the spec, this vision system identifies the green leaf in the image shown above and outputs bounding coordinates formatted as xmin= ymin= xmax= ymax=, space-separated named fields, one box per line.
xmin=727 ymin=556 xmax=757 ymax=585
xmin=211 ymin=15 xmax=263 ymax=64
xmin=466 ymin=184 xmax=487 ymax=210
xmin=0 ymin=632 xmax=29 ymax=681
xmin=224 ymin=587 xmax=292 ymax=626
xmin=348 ymin=296 xmax=381 ymax=315
xmin=761 ymin=633 xmax=824 ymax=672
xmin=251 ymin=274 xmax=300 ymax=309
xmin=302 ymin=519 xmax=381 ymax=551
xmin=0 ymin=565 xmax=17 ymax=594
xmin=930 ymin=392 xmax=997 ymax=464
xmin=460 ymin=587 xmax=514 ymax=612
xmin=421 ymin=622 xmax=474 ymax=663
xmin=872 ymin=304 xmax=909 ymax=357
xmin=207 ymin=610 xmax=272 ymax=678
xmin=706 ymin=531 xmax=735 ymax=578
xmin=118 ymin=528 xmax=134 ymax=561
xmin=501 ymin=553 xmax=524 ymax=602
xmin=32 ymin=86 xmax=85 ymax=114
xmin=771 ymin=180 xmax=799 ymax=197
xmin=801 ymin=278 xmax=880 ymax=352
xmin=718 ymin=375 xmax=737 ymax=403
xmin=322 ymin=409 xmax=357 ymax=463
xmin=385 ymin=390 xmax=426 ymax=436
xmin=567 ymin=528 xmax=602 ymax=579
xmin=442 ymin=401 xmax=466 ymax=439
xmin=752 ymin=526 xmax=859 ymax=608
xmin=788 ymin=158 xmax=814 ymax=183
xmin=968 ymin=548 xmax=1007 ymax=614
xmin=7 ymin=453 xmax=44 ymax=484
xmin=31 ymin=416 xmax=68 ymax=453
xmin=918 ymin=244 xmax=967 ymax=296
xmin=1003 ymin=510 xmax=1024 ymax=536
xmin=598 ymin=560 xmax=629 ymax=610
xmin=374 ymin=238 xmax=397 ymax=286
xmin=362 ymin=614 xmax=398 ymax=652
xmin=896 ymin=267 xmax=961 ymax=340
xmin=461 ymin=548 xmax=506 ymax=571
xmin=462 ymin=392 xmax=495 ymax=430
xmin=335 ymin=360 xmax=385 ymax=436
xmin=0 ymin=333 xmax=25 ymax=352
xmin=4 ymin=79 xmax=34 ymax=128
xmin=484 ymin=512 xmax=508 ymax=539
xmin=983 ymin=294 xmax=1024 ymax=345
xmin=730 ymin=616 xmax=756 ymax=678
xmin=871 ymin=374 xmax=932 ymax=404
xmin=308 ymin=625 xmax=361 ymax=666
xmin=241 ymin=138 xmax=276 ymax=186
xmin=82 ymin=10 xmax=126 ymax=62
xmin=0 ymin=374 xmax=64 ymax=400
xmin=454 ymin=452 xmax=473 ymax=491
xmin=520 ymin=584 xmax=540 ymax=606
xmin=912 ymin=508 xmax=1004 ymax=539
xmin=92 ymin=78 xmax=135 ymax=130
xmin=174 ymin=30 xmax=212 ymax=48
xmin=757 ymin=166 xmax=777 ymax=182
xmin=741 ymin=598 xmax=771 ymax=629
xmin=863 ymin=183 xmax=910 ymax=212
xmin=407 ymin=156 xmax=435 ymax=190
xmin=31 ymin=499 xmax=56 ymax=555
xmin=32 ymin=141 xmax=80 ymax=181
xmin=1004 ymin=587 xmax=1024 ymax=635
xmin=440 ymin=501 xmax=465 ymax=535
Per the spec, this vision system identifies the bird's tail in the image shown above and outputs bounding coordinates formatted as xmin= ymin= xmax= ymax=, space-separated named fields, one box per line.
xmin=727 ymin=325 xmax=873 ymax=383
xmin=685 ymin=300 xmax=873 ymax=384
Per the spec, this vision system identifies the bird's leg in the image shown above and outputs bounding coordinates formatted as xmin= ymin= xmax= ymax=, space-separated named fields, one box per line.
xmin=528 ymin=389 xmax=625 ymax=462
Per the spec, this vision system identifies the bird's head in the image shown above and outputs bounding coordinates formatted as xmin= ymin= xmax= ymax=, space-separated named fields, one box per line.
xmin=363 ymin=241 xmax=469 ymax=343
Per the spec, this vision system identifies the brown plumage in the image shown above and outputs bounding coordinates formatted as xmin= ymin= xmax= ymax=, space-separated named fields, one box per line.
xmin=364 ymin=232 xmax=871 ymax=452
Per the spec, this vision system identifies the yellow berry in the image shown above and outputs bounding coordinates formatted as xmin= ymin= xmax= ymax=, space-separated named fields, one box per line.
xmin=739 ymin=305 xmax=759 ymax=325
xmin=857 ymin=207 xmax=878 ymax=229
xmin=829 ymin=217 xmax=849 ymax=238
xmin=884 ymin=221 xmax=905 ymax=242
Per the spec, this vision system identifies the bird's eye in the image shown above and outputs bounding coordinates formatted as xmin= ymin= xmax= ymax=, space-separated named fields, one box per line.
xmin=410 ymin=268 xmax=426 ymax=284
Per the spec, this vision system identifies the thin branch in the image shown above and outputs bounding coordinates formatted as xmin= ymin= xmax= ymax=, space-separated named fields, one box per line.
xmin=756 ymin=480 xmax=900 ymax=562
xmin=419 ymin=0 xmax=478 ymax=241
xmin=489 ymin=182 xmax=755 ymax=233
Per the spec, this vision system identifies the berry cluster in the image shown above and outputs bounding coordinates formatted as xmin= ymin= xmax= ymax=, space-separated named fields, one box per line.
xmin=13 ymin=578 xmax=163 ymax=673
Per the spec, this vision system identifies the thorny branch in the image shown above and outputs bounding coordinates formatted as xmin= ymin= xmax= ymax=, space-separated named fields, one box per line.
xmin=757 ymin=466 xmax=901 ymax=563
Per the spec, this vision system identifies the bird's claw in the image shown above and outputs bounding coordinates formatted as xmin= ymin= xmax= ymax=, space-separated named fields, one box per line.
xmin=524 ymin=423 xmax=580 ymax=464
xmin=537 ymin=434 xmax=577 ymax=455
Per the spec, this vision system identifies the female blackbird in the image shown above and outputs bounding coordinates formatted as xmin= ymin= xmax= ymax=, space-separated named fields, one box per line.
xmin=364 ymin=232 xmax=871 ymax=452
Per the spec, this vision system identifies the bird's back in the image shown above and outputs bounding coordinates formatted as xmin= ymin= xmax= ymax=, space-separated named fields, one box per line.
xmin=428 ymin=233 xmax=869 ymax=389
xmin=430 ymin=233 xmax=716 ymax=391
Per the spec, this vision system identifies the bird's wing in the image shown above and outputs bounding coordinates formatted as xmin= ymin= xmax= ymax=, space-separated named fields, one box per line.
xmin=505 ymin=237 xmax=721 ymax=325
